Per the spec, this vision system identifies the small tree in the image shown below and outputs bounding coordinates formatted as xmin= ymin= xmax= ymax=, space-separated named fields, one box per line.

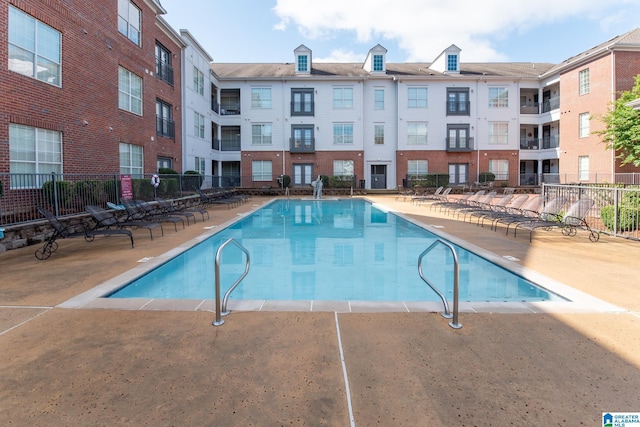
xmin=595 ymin=74 xmax=640 ymax=166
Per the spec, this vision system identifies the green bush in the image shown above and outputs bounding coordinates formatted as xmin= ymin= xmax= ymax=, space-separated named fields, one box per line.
xmin=479 ymin=172 xmax=496 ymax=182
xmin=328 ymin=175 xmax=352 ymax=188
xmin=278 ymin=175 xmax=291 ymax=188
xmin=158 ymin=167 xmax=178 ymax=175
xmin=42 ymin=180 xmax=74 ymax=209
xmin=410 ymin=174 xmax=449 ymax=188
xmin=73 ymin=180 xmax=102 ymax=206
xmin=601 ymin=205 xmax=640 ymax=231
xmin=182 ymin=171 xmax=203 ymax=192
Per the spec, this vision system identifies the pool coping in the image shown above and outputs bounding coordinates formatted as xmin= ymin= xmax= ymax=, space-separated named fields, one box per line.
xmin=58 ymin=198 xmax=625 ymax=315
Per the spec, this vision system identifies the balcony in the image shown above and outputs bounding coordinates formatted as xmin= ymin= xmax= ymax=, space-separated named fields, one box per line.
xmin=446 ymin=101 xmax=470 ymax=116
xmin=445 ymin=137 xmax=474 ymax=152
xmin=156 ymin=59 xmax=174 ymax=86
xmin=290 ymin=137 xmax=315 ymax=153
xmin=542 ymin=135 xmax=560 ymax=149
xmin=220 ymin=138 xmax=241 ymax=151
xmin=156 ymin=116 xmax=175 ymax=139
xmin=520 ymin=138 xmax=539 ymax=150
xmin=221 ymin=89 xmax=241 ymax=115
xmin=541 ymin=96 xmax=560 ymax=113
xmin=520 ymin=101 xmax=539 ymax=114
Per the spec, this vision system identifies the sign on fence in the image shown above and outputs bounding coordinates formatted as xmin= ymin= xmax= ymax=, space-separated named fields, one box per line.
xmin=121 ymin=175 xmax=133 ymax=199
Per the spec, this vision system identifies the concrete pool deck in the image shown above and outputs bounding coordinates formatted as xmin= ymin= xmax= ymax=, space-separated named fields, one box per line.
xmin=1 ymin=195 xmax=639 ymax=425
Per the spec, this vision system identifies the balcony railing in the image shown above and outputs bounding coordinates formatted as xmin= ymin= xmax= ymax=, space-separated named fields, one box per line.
xmin=446 ymin=101 xmax=470 ymax=115
xmin=220 ymin=139 xmax=241 ymax=151
xmin=520 ymin=101 xmax=539 ymax=114
xmin=445 ymin=137 xmax=474 ymax=152
xmin=156 ymin=59 xmax=174 ymax=86
xmin=520 ymin=138 xmax=539 ymax=150
xmin=541 ymin=96 xmax=560 ymax=113
xmin=220 ymin=104 xmax=241 ymax=115
xmin=290 ymin=137 xmax=315 ymax=153
xmin=542 ymin=135 xmax=560 ymax=149
xmin=156 ymin=116 xmax=175 ymax=139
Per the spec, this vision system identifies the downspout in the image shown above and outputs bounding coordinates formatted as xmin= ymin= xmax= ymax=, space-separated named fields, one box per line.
xmin=282 ymin=78 xmax=286 ymax=177
xmin=610 ymin=48 xmax=615 ymax=181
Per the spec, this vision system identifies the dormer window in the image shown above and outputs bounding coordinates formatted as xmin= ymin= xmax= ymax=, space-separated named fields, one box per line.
xmin=447 ymin=54 xmax=458 ymax=72
xmin=363 ymin=44 xmax=387 ymax=73
xmin=297 ymin=55 xmax=308 ymax=72
xmin=373 ymin=55 xmax=384 ymax=72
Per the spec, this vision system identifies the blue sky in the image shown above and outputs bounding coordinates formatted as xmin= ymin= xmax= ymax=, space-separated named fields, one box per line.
xmin=159 ymin=0 xmax=640 ymax=65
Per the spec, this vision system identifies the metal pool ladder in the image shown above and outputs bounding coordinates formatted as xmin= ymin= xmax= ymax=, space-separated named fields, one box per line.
xmin=212 ymin=238 xmax=251 ymax=326
xmin=418 ymin=239 xmax=462 ymax=329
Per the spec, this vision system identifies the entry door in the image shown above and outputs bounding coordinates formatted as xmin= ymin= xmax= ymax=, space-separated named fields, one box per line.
xmin=371 ymin=165 xmax=386 ymax=189
xmin=293 ymin=164 xmax=313 ymax=186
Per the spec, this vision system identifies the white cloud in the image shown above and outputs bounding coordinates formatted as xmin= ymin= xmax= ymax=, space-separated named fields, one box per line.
xmin=314 ymin=49 xmax=364 ymax=63
xmin=273 ymin=0 xmax=632 ymax=61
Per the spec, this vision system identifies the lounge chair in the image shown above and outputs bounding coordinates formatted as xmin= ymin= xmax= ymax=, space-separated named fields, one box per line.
xmin=86 ymin=205 xmax=163 ymax=240
xmin=490 ymin=195 xmax=543 ymax=232
xmin=121 ymin=199 xmax=185 ymax=232
xmin=474 ymin=194 xmax=529 ymax=227
xmin=501 ymin=196 xmax=566 ymax=236
xmin=411 ymin=186 xmax=443 ymax=205
xmin=463 ymin=193 xmax=514 ymax=223
xmin=154 ymin=197 xmax=209 ymax=222
xmin=35 ymin=207 xmax=133 ymax=260
xmin=513 ymin=198 xmax=600 ymax=242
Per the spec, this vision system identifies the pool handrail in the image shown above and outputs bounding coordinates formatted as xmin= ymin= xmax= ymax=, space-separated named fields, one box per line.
xmin=212 ymin=238 xmax=251 ymax=326
xmin=418 ymin=239 xmax=462 ymax=329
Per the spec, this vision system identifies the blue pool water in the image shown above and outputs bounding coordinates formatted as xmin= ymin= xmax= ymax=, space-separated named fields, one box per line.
xmin=109 ymin=199 xmax=561 ymax=302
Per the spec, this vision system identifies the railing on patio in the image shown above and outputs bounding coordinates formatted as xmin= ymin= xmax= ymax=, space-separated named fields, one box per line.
xmin=543 ymin=183 xmax=640 ymax=241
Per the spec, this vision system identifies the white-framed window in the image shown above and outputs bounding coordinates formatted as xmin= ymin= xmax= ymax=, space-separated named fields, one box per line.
xmin=252 ymin=123 xmax=272 ymax=145
xmin=119 ymin=142 xmax=143 ymax=177
xmin=488 ymin=122 xmax=509 ymax=145
xmin=9 ymin=124 xmax=62 ymax=188
xmin=489 ymin=159 xmax=509 ymax=181
xmin=408 ymin=87 xmax=428 ymax=108
xmin=297 ymin=55 xmax=308 ymax=72
xmin=408 ymin=160 xmax=428 ymax=176
xmin=579 ymin=69 xmax=590 ymax=95
xmin=374 ymin=124 xmax=384 ymax=145
xmin=488 ymin=87 xmax=509 ymax=108
xmin=333 ymin=160 xmax=354 ymax=176
xmin=118 ymin=67 xmax=142 ymax=115
xmin=193 ymin=66 xmax=204 ymax=96
xmin=194 ymin=157 xmax=205 ymax=175
xmin=251 ymin=88 xmax=272 ymax=109
xmin=407 ymin=123 xmax=428 ymax=145
xmin=8 ymin=6 xmax=61 ymax=86
xmin=447 ymin=54 xmax=458 ymax=72
xmin=194 ymin=112 xmax=205 ymax=138
xmin=333 ymin=87 xmax=354 ymax=109
xmin=578 ymin=156 xmax=590 ymax=181
xmin=333 ymin=123 xmax=354 ymax=145
xmin=374 ymin=89 xmax=384 ymax=110
xmin=117 ymin=0 xmax=141 ymax=46
xmin=252 ymin=160 xmax=272 ymax=181
xmin=373 ymin=55 xmax=384 ymax=71
xmin=579 ymin=112 xmax=590 ymax=138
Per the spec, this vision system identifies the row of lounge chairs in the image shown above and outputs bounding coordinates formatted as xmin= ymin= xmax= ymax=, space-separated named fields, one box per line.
xmin=34 ymin=196 xmax=218 ymax=260
xmin=404 ymin=187 xmax=600 ymax=242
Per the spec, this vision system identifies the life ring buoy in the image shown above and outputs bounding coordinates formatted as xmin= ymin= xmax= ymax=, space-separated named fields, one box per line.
xmin=151 ymin=174 xmax=160 ymax=188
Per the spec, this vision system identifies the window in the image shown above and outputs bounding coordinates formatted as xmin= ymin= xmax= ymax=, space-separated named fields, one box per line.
xmin=489 ymin=159 xmax=509 ymax=181
xmin=251 ymin=88 xmax=272 ymax=109
xmin=579 ymin=69 xmax=590 ymax=95
xmin=334 ymin=160 xmax=354 ymax=176
xmin=579 ymin=112 xmax=590 ymax=138
xmin=373 ymin=54 xmax=384 ymax=71
xmin=157 ymin=157 xmax=173 ymax=170
xmin=408 ymin=87 xmax=428 ymax=108
xmin=374 ymin=124 xmax=384 ymax=145
xmin=447 ymin=54 xmax=458 ymax=72
xmin=9 ymin=6 xmax=61 ymax=86
xmin=374 ymin=89 xmax=384 ymax=110
xmin=193 ymin=66 xmax=204 ymax=96
xmin=578 ymin=156 xmax=589 ymax=181
xmin=447 ymin=125 xmax=471 ymax=150
xmin=447 ymin=88 xmax=469 ymax=115
xmin=9 ymin=124 xmax=62 ymax=187
xmin=118 ymin=67 xmax=142 ymax=115
xmin=333 ymin=123 xmax=354 ymax=145
xmin=156 ymin=99 xmax=174 ymax=138
xmin=252 ymin=160 xmax=272 ymax=181
xmin=194 ymin=112 xmax=205 ymax=139
xmin=297 ymin=55 xmax=308 ymax=72
xmin=291 ymin=89 xmax=314 ymax=116
xmin=291 ymin=125 xmax=314 ymax=152
xmin=155 ymin=42 xmax=173 ymax=85
xmin=489 ymin=122 xmax=509 ymax=145
xmin=117 ymin=0 xmax=141 ymax=45
xmin=489 ymin=87 xmax=509 ymax=108
xmin=119 ymin=142 xmax=143 ymax=177
xmin=194 ymin=157 xmax=205 ymax=175
xmin=407 ymin=123 xmax=428 ymax=145
xmin=333 ymin=87 xmax=354 ymax=109
xmin=252 ymin=123 xmax=272 ymax=145
xmin=408 ymin=160 xmax=428 ymax=176
xmin=448 ymin=163 xmax=468 ymax=185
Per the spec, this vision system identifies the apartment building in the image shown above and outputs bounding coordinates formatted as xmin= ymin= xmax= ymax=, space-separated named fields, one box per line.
xmin=205 ymin=29 xmax=640 ymax=190
xmin=1 ymin=0 xmax=184 ymax=178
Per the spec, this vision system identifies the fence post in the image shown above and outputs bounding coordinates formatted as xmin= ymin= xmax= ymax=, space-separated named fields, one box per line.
xmin=51 ymin=172 xmax=59 ymax=216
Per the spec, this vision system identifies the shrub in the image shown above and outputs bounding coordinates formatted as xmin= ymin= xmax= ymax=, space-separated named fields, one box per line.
xmin=158 ymin=167 xmax=178 ymax=175
xmin=73 ymin=180 xmax=102 ymax=206
xmin=182 ymin=171 xmax=203 ymax=192
xmin=328 ymin=175 xmax=352 ymax=188
xmin=278 ymin=175 xmax=291 ymax=188
xmin=42 ymin=180 xmax=74 ymax=209
xmin=410 ymin=174 xmax=449 ymax=188
xmin=601 ymin=205 xmax=640 ymax=231
xmin=479 ymin=172 xmax=496 ymax=182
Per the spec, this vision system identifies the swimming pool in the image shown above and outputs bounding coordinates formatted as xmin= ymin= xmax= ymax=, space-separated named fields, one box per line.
xmin=108 ymin=199 xmax=562 ymax=303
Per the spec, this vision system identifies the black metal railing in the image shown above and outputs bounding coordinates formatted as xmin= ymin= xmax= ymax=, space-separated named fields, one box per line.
xmin=156 ymin=59 xmax=174 ymax=86
xmin=156 ymin=116 xmax=175 ymax=139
